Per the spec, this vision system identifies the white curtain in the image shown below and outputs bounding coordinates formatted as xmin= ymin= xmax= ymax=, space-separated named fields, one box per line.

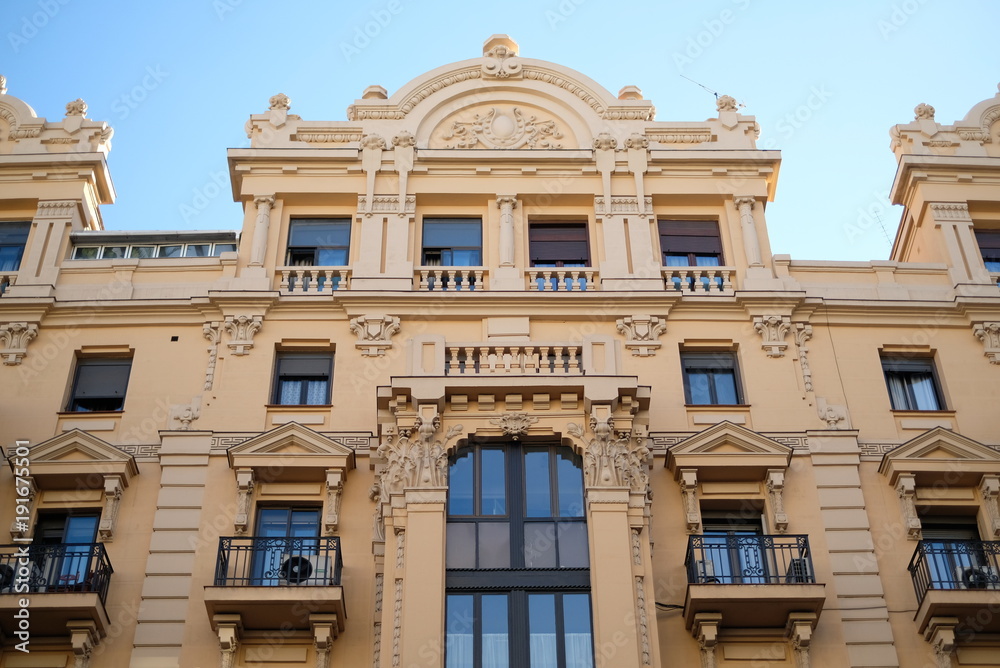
xmin=446 ymin=634 xmax=472 ymax=668
xmin=482 ymin=634 xmax=509 ymax=668
xmin=530 ymin=633 xmax=558 ymax=668
xmin=909 ymin=374 xmax=939 ymax=410
xmin=565 ymin=634 xmax=595 ymax=668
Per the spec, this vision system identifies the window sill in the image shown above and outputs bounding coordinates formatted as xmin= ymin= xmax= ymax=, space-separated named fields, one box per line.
xmin=56 ymin=411 xmax=123 ymax=433
xmin=890 ymin=410 xmax=957 ymax=433
xmin=265 ymin=404 xmax=333 ymax=428
xmin=683 ymin=404 xmax=752 ymax=430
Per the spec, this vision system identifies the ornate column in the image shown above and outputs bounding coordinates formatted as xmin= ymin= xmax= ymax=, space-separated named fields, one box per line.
xmin=234 ymin=469 xmax=254 ymax=535
xmin=734 ymin=196 xmax=763 ymax=267
xmin=766 ymin=469 xmax=789 ymax=534
xmin=98 ymin=475 xmax=124 ymax=541
xmin=249 ymin=195 xmax=274 ymax=267
xmin=224 ymin=315 xmax=262 ymax=356
xmin=497 ymin=195 xmax=518 ymax=267
xmin=896 ymin=473 xmax=922 ymax=539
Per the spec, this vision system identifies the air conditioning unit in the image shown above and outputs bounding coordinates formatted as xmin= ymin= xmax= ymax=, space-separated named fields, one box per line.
xmin=785 ymin=558 xmax=811 ymax=583
xmin=279 ymin=554 xmax=333 ymax=586
xmin=954 ymin=565 xmax=1000 ymax=590
xmin=695 ymin=559 xmax=720 ymax=584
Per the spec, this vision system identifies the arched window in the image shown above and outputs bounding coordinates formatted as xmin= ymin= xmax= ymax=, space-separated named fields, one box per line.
xmin=445 ymin=442 xmax=594 ymax=668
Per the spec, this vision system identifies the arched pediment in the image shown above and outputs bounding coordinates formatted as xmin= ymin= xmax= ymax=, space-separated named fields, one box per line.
xmin=666 ymin=421 xmax=792 ymax=482
xmin=228 ymin=422 xmax=355 ymax=481
xmin=0 ymin=93 xmax=42 ymax=140
xmin=22 ymin=428 xmax=138 ymax=489
xmin=879 ymin=427 xmax=1000 ymax=486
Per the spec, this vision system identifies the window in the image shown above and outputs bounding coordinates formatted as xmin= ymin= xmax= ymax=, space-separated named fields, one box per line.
xmin=919 ymin=517 xmax=986 ymax=590
xmin=252 ymin=507 xmax=321 ymax=586
xmin=881 ymin=355 xmax=944 ymax=411
xmin=681 ymin=352 xmax=743 ymax=405
xmin=529 ymin=223 xmax=590 ymax=267
xmin=422 ymin=218 xmax=482 ymax=266
xmin=34 ymin=512 xmax=101 ymax=591
xmin=67 ymin=357 xmax=132 ymax=412
xmin=272 ymin=353 xmax=332 ymax=405
xmin=698 ymin=513 xmax=766 ymax=584
xmin=0 ymin=222 xmax=30 ymax=271
xmin=71 ymin=242 xmax=236 ymax=259
xmin=286 ymin=218 xmax=351 ymax=266
xmin=976 ymin=229 xmax=1000 ymax=273
xmin=658 ymin=220 xmax=723 ymax=267
xmin=446 ymin=442 xmax=593 ymax=667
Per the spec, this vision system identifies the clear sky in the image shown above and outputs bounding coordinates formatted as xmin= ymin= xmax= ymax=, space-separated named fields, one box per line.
xmin=4 ymin=0 xmax=997 ymax=262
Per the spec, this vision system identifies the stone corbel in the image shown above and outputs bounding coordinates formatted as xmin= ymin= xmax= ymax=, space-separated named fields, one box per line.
xmin=234 ymin=468 xmax=255 ymax=536
xmin=766 ymin=469 xmax=789 ymax=534
xmin=311 ymin=613 xmax=338 ymax=668
xmin=692 ymin=612 xmax=721 ymax=668
xmin=924 ymin=617 xmax=958 ymax=668
xmin=224 ymin=315 xmax=262 ymax=356
xmin=753 ymin=315 xmax=791 ymax=357
xmin=98 ymin=475 xmax=124 ymax=541
xmin=214 ymin=614 xmax=243 ymax=668
xmin=593 ymin=133 xmax=618 ymax=209
xmin=625 ymin=134 xmax=649 ymax=217
xmin=897 ymin=473 xmax=922 ymax=540
xmin=10 ymin=475 xmax=36 ymax=541
xmin=249 ymin=195 xmax=274 ymax=267
xmin=392 ymin=131 xmax=416 ymax=216
xmin=0 ymin=322 xmax=38 ymax=365
xmin=786 ymin=612 xmax=817 ymax=668
xmin=616 ymin=315 xmax=667 ymax=357
xmin=980 ymin=475 xmax=1000 ymax=539
xmin=360 ymin=134 xmax=386 ymax=216
xmin=973 ymin=322 xmax=1000 ymax=364
xmin=350 ymin=314 xmax=401 ymax=357
xmin=324 ymin=469 xmax=344 ymax=535
xmin=680 ymin=469 xmax=701 ymax=533
xmin=67 ymin=620 xmax=99 ymax=668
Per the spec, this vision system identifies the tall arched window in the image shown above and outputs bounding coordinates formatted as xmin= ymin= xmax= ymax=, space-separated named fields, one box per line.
xmin=445 ymin=441 xmax=594 ymax=668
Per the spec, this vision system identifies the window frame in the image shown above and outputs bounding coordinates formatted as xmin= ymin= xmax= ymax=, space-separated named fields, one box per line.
xmin=421 ymin=218 xmax=483 ymax=267
xmin=880 ymin=354 xmax=946 ymax=411
xmin=71 ymin=242 xmax=236 ymax=260
xmin=680 ymin=351 xmax=744 ymax=405
xmin=271 ymin=352 xmax=334 ymax=406
xmin=0 ymin=221 xmax=31 ymax=272
xmin=975 ymin=229 xmax=1000 ymax=273
xmin=285 ymin=218 xmax=352 ymax=267
xmin=66 ymin=357 xmax=133 ymax=413
xmin=658 ymin=220 xmax=724 ymax=267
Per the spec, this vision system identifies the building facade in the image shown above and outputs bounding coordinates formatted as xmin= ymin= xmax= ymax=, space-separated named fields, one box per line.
xmin=1 ymin=37 xmax=1000 ymax=668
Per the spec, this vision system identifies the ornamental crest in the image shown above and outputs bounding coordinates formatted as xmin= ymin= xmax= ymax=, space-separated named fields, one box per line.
xmin=489 ymin=412 xmax=538 ymax=440
xmin=442 ymin=107 xmax=562 ymax=149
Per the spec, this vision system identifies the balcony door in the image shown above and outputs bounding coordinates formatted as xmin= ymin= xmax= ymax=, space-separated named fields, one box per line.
xmin=252 ymin=507 xmax=320 ymax=586
xmin=700 ymin=515 xmax=767 ymax=584
xmin=921 ymin=518 xmax=981 ymax=590
xmin=35 ymin=513 xmax=99 ymax=591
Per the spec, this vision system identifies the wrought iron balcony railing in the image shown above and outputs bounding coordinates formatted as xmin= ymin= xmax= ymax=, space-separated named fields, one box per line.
xmin=214 ymin=536 xmax=343 ymax=587
xmin=0 ymin=543 xmax=113 ymax=604
xmin=908 ymin=539 xmax=1000 ymax=605
xmin=685 ymin=534 xmax=816 ymax=585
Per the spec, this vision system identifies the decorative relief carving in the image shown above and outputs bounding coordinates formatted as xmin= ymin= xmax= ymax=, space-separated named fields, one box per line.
xmin=766 ymin=469 xmax=788 ymax=533
xmin=376 ymin=415 xmax=463 ymax=494
xmin=497 ymin=196 xmax=518 ymax=267
xmin=754 ymin=315 xmax=791 ymax=357
xmin=169 ymin=397 xmax=201 ymax=431
xmin=360 ymin=133 xmax=387 ymax=150
xmin=482 ymin=42 xmax=522 ymax=79
xmin=973 ymin=322 xmax=1000 ymax=364
xmin=234 ymin=469 xmax=254 ymax=535
xmin=350 ymin=315 xmax=401 ymax=356
xmin=928 ymin=202 xmax=972 ymax=220
xmin=694 ymin=614 xmax=720 ymax=668
xmin=0 ymin=75 xmax=6 ymax=95
xmin=98 ymin=475 xmax=123 ymax=541
xmin=716 ymin=95 xmax=738 ymax=112
xmin=617 ymin=315 xmax=667 ymax=357
xmin=593 ymin=132 xmax=618 ymax=150
xmin=635 ymin=576 xmax=651 ymax=666
xmin=567 ymin=415 xmax=649 ymax=492
xmin=625 ymin=133 xmax=650 ymax=150
xmin=794 ymin=323 xmax=813 ymax=391
xmin=680 ymin=469 xmax=701 ymax=533
xmin=391 ymin=131 xmax=416 ymax=148
xmin=324 ymin=469 xmax=344 ymax=534
xmin=35 ymin=200 xmax=78 ymax=218
xmin=369 ymin=481 xmax=386 ymax=542
xmin=250 ymin=195 xmax=274 ymax=266
xmin=216 ymin=619 xmax=240 ymax=668
xmin=442 ymin=107 xmax=562 ymax=149
xmin=980 ymin=475 xmax=1000 ymax=539
xmin=65 ymin=98 xmax=87 ymax=117
xmin=489 ymin=412 xmax=538 ymax=439
xmin=360 ymin=135 xmax=385 ymax=216
xmin=631 ymin=528 xmax=642 ymax=566
xmin=788 ymin=616 xmax=816 ymax=668
xmin=817 ymin=399 xmax=849 ymax=429
xmin=357 ymin=195 xmax=415 ymax=215
xmin=914 ymin=103 xmax=936 ymax=120
xmin=594 ymin=196 xmax=653 ymax=216
xmin=734 ymin=196 xmax=763 ymax=267
xmin=269 ymin=93 xmax=291 ymax=110
xmin=647 ymin=129 xmax=712 ymax=144
xmin=224 ymin=315 xmax=262 ymax=356
xmin=896 ymin=473 xmax=922 ymax=540
xmin=203 ymin=322 xmax=221 ymax=390
xmin=0 ymin=322 xmax=38 ymax=365
xmin=294 ymin=131 xmax=364 ymax=143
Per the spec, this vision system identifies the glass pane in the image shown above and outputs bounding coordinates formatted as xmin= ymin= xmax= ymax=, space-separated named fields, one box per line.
xmin=665 ymin=254 xmax=690 ymax=266
xmin=525 ymin=450 xmax=551 ymax=518
xmin=305 ymin=380 xmax=328 ymax=405
xmin=563 ymin=594 xmax=594 ymax=668
xmin=159 ymin=245 xmax=182 ymax=257
xmin=482 ymin=595 xmax=509 ymax=668
xmin=686 ymin=369 xmax=712 ymax=404
xmin=317 ymin=248 xmax=349 ymax=265
xmin=257 ymin=509 xmax=290 ymax=537
xmin=524 ymin=522 xmax=557 ymax=568
xmin=557 ymin=523 xmax=589 ymax=568
xmin=185 ymin=244 xmax=210 ymax=257
xmin=74 ymin=360 xmax=131 ymax=397
xmin=481 ymin=449 xmax=506 ymax=515
xmin=557 ymin=451 xmax=584 ymax=517
xmin=713 ymin=370 xmax=738 ymax=404
xmin=213 ymin=243 xmax=238 ymax=255
xmin=424 ymin=220 xmax=482 ymax=247
xmin=449 ymin=451 xmax=474 ymax=515
xmin=446 ymin=594 xmax=474 ymax=668
xmin=64 ymin=516 xmax=99 ymax=543
xmin=279 ymin=380 xmax=302 ymax=405
xmin=289 ymin=510 xmax=320 ymax=537
xmin=450 ymin=249 xmax=482 ymax=266
xmin=478 ymin=523 xmax=510 ymax=568
xmin=528 ymin=594 xmax=557 ymax=668
xmin=446 ymin=523 xmax=476 ymax=568
xmin=289 ymin=220 xmax=351 ymax=247
xmin=73 ymin=247 xmax=99 ymax=259
xmin=102 ymin=246 xmax=126 ymax=259
xmin=695 ymin=254 xmax=721 ymax=266
xmin=910 ymin=373 xmax=940 ymax=410
xmin=129 ymin=246 xmax=156 ymax=259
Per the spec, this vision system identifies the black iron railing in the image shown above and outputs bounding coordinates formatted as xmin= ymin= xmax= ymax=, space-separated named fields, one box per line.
xmin=908 ymin=540 xmax=1000 ymax=605
xmin=0 ymin=543 xmax=113 ymax=604
xmin=685 ymin=534 xmax=816 ymax=585
xmin=214 ymin=536 xmax=343 ymax=587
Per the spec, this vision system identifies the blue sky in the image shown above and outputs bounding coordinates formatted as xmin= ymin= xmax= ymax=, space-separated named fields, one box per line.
xmin=4 ymin=0 xmax=996 ymax=262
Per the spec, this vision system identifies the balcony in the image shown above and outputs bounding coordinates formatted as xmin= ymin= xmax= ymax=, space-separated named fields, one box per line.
xmin=277 ymin=266 xmax=351 ymax=294
xmin=0 ymin=543 xmax=113 ymax=638
xmin=415 ymin=266 xmax=487 ymax=291
xmin=203 ymin=536 xmax=346 ymax=632
xmin=683 ymin=534 xmax=826 ymax=629
xmin=662 ymin=266 xmax=734 ymax=294
xmin=909 ymin=539 xmax=1000 ymax=634
xmin=527 ymin=268 xmax=598 ymax=291
xmin=445 ymin=342 xmax=583 ymax=376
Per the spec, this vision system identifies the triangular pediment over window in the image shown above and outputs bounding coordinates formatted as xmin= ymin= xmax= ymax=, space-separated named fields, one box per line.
xmin=879 ymin=427 xmax=1000 ymax=487
xmin=666 ymin=421 xmax=792 ymax=481
xmin=22 ymin=429 xmax=138 ymax=489
xmin=228 ymin=422 xmax=355 ymax=481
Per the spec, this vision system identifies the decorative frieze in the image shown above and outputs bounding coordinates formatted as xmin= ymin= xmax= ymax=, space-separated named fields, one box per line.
xmin=617 ymin=315 xmax=667 ymax=357
xmin=646 ymin=128 xmax=713 ymax=144
xmin=973 ymin=322 xmax=1000 ymax=364
xmin=350 ymin=315 xmax=401 ymax=357
xmin=357 ymin=195 xmax=416 ymax=215
xmin=442 ymin=107 xmax=562 ymax=149
xmin=224 ymin=315 xmax=262 ymax=356
xmin=594 ymin=196 xmax=653 ymax=216
xmin=489 ymin=412 xmax=538 ymax=439
xmin=35 ymin=199 xmax=78 ymax=219
xmin=294 ymin=130 xmax=364 ymax=143
xmin=753 ymin=315 xmax=791 ymax=357
xmin=0 ymin=322 xmax=38 ymax=365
